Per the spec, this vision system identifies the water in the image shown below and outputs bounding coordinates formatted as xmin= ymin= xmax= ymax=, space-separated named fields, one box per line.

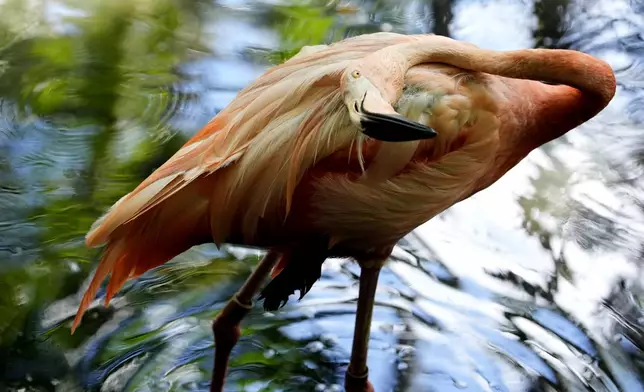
xmin=0 ymin=0 xmax=643 ymax=391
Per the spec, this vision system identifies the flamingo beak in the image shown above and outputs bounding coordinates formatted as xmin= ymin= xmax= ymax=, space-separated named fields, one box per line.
xmin=357 ymin=93 xmax=437 ymax=142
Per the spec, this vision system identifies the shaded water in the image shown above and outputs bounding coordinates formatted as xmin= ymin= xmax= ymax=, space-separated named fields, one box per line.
xmin=0 ymin=0 xmax=643 ymax=391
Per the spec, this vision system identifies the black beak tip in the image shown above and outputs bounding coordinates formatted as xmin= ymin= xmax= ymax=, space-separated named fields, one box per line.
xmin=360 ymin=114 xmax=438 ymax=142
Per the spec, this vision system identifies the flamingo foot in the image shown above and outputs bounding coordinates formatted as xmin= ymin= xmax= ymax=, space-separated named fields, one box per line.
xmin=345 ymin=367 xmax=375 ymax=392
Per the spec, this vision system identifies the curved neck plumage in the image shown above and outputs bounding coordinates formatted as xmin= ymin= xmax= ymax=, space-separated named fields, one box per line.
xmin=379 ymin=35 xmax=616 ymax=110
xmin=371 ymin=35 xmax=617 ymax=156
xmin=370 ymin=35 xmax=617 ymax=195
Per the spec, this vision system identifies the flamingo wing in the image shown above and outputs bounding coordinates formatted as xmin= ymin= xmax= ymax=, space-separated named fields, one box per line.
xmin=72 ymin=33 xmax=414 ymax=333
xmin=85 ymin=32 xmax=414 ymax=248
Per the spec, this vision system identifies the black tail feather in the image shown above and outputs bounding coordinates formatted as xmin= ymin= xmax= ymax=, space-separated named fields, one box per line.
xmin=258 ymin=240 xmax=329 ymax=311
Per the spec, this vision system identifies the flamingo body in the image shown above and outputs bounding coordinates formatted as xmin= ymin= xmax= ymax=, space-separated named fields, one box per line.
xmin=69 ymin=32 xmax=616 ymax=392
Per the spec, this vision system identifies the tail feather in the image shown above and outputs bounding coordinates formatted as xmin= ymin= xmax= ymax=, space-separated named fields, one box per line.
xmin=71 ymin=239 xmax=127 ymax=333
xmin=104 ymin=255 xmax=135 ymax=306
xmin=72 ymin=184 xmax=212 ymax=334
xmin=259 ymin=239 xmax=329 ymax=311
xmin=71 ymin=236 xmax=176 ymax=334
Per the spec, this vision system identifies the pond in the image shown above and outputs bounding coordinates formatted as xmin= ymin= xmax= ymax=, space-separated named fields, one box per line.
xmin=0 ymin=0 xmax=643 ymax=391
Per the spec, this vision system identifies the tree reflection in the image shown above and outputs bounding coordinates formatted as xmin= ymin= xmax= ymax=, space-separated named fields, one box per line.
xmin=0 ymin=0 xmax=212 ymax=389
xmin=431 ymin=0 xmax=453 ymax=37
xmin=251 ymin=0 xmax=410 ymax=64
xmin=533 ymin=0 xmax=571 ymax=48
xmin=514 ymin=1 xmax=644 ymax=388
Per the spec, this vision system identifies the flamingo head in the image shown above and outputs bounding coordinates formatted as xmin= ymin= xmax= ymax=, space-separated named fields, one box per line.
xmin=341 ymin=65 xmax=437 ymax=142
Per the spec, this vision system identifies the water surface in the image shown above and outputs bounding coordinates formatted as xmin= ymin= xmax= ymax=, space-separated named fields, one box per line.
xmin=0 ymin=0 xmax=643 ymax=391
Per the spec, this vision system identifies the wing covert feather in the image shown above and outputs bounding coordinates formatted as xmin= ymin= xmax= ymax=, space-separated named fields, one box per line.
xmin=85 ymin=32 xmax=414 ymax=247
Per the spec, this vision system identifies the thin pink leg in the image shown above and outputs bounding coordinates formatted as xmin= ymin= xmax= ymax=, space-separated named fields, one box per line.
xmin=210 ymin=250 xmax=280 ymax=392
xmin=344 ymin=265 xmax=381 ymax=392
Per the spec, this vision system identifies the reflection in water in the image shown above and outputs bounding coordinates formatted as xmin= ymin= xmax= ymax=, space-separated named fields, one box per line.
xmin=0 ymin=0 xmax=643 ymax=391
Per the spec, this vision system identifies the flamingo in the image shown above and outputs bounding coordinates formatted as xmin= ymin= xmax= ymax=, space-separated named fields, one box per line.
xmin=70 ymin=33 xmax=616 ymax=392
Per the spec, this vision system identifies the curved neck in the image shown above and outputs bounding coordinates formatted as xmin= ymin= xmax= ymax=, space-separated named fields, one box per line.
xmin=376 ymin=35 xmax=616 ymax=109
xmin=371 ymin=35 xmax=617 ymax=198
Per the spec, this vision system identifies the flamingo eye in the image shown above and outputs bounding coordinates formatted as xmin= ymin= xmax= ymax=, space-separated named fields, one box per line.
xmin=351 ymin=70 xmax=361 ymax=79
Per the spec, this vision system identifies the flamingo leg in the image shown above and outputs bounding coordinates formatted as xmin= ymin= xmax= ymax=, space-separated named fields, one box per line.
xmin=345 ymin=264 xmax=382 ymax=392
xmin=210 ymin=250 xmax=280 ymax=392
